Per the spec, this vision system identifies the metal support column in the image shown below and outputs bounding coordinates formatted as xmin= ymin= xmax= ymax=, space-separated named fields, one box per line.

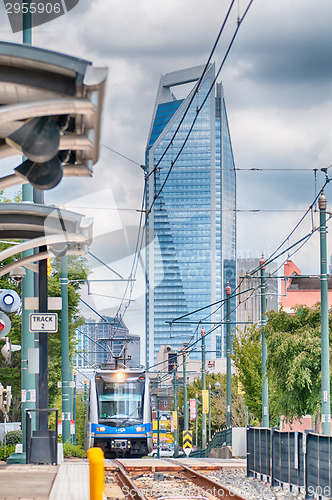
xmin=173 ymin=367 xmax=179 ymax=457
xmin=319 ymin=191 xmax=331 ymax=435
xmin=183 ymin=345 xmax=188 ymax=431
xmin=21 ymin=0 xmax=35 ymax=455
xmin=260 ymin=254 xmax=269 ymax=427
xmin=60 ymin=256 xmax=71 ymax=443
xmin=195 ymin=394 xmax=198 ymax=449
xmin=208 ymin=384 xmax=211 ymax=441
xmin=73 ymin=369 xmax=77 ymax=445
xmin=226 ymin=282 xmax=232 ymax=428
xmin=201 ymin=326 xmax=207 ymax=449
xmin=38 ymin=250 xmax=48 ymax=431
xmin=157 ymin=390 xmax=160 ymax=458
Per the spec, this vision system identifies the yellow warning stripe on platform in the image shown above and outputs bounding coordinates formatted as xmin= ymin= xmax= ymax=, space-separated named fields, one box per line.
xmin=183 ymin=430 xmax=192 ymax=449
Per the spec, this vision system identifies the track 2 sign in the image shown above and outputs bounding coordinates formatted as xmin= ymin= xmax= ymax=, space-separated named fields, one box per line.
xmin=29 ymin=313 xmax=58 ymax=333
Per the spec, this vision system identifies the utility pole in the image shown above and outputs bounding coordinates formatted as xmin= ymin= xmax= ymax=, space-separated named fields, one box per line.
xmin=60 ymin=256 xmax=71 ymax=443
xmin=183 ymin=343 xmax=188 ymax=431
xmin=260 ymin=254 xmax=269 ymax=427
xmin=226 ymin=282 xmax=232 ymax=428
xmin=201 ymin=325 xmax=207 ymax=449
xmin=173 ymin=365 xmax=179 ymax=457
xmin=319 ymin=191 xmax=331 ymax=435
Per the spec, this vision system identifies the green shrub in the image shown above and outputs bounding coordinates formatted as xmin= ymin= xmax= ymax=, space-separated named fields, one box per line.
xmin=0 ymin=445 xmax=15 ymax=461
xmin=3 ymin=430 xmax=22 ymax=447
xmin=63 ymin=442 xmax=86 ymax=458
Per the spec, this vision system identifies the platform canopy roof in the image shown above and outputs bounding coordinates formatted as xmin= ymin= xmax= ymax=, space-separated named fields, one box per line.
xmin=0 ymin=202 xmax=93 ymax=277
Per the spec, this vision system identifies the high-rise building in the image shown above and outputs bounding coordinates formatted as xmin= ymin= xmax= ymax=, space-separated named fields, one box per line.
xmin=145 ymin=64 xmax=236 ymax=368
xmin=73 ymin=316 xmax=141 ymax=373
xmin=237 ymin=258 xmax=278 ymax=333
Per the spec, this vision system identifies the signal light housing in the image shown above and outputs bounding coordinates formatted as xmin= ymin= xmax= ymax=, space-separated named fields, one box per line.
xmin=0 ymin=290 xmax=21 ymax=313
xmin=0 ymin=312 xmax=11 ymax=338
xmin=14 ymin=156 xmax=63 ymax=191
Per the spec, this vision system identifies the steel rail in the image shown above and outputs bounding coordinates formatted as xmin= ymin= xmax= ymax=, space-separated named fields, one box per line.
xmin=114 ymin=460 xmax=147 ymax=500
xmin=180 ymin=463 xmax=246 ymax=500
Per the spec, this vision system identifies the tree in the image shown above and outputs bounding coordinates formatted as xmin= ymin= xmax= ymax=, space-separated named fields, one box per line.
xmin=177 ymin=373 xmax=251 ymax=447
xmin=231 ymin=325 xmax=263 ymax=423
xmin=265 ymin=305 xmax=324 ymax=431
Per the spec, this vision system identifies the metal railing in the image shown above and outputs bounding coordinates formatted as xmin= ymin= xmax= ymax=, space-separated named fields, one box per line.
xmin=189 ymin=428 xmax=232 ymax=458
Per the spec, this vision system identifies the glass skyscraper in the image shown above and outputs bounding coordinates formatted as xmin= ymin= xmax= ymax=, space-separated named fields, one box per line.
xmin=145 ymin=64 xmax=236 ymax=369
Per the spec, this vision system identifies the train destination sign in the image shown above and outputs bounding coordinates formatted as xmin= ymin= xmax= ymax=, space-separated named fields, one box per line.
xmin=29 ymin=313 xmax=58 ymax=333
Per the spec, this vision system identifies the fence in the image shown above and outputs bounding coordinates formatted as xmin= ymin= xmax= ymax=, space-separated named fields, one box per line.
xmin=247 ymin=427 xmax=332 ymax=499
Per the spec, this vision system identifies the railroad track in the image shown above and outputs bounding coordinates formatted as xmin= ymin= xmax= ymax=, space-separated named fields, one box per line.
xmin=105 ymin=459 xmax=247 ymax=500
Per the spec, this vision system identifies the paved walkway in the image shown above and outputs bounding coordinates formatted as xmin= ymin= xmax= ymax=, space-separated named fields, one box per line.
xmin=0 ymin=461 xmax=109 ymax=500
xmin=0 ymin=463 xmax=58 ymax=500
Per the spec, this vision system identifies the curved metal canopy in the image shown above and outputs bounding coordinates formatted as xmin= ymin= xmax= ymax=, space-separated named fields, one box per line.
xmin=0 ymin=202 xmax=93 ymax=277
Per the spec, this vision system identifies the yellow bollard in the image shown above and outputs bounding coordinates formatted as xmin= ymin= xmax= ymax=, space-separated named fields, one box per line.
xmin=87 ymin=447 xmax=105 ymax=500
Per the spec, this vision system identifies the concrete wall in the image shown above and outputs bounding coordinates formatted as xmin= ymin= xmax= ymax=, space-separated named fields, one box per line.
xmin=232 ymin=427 xmax=246 ymax=457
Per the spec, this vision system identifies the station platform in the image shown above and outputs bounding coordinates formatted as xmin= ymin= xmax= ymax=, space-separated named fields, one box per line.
xmin=0 ymin=461 xmax=93 ymax=500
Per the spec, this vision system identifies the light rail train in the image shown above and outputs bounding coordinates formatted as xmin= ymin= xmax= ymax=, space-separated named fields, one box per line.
xmin=86 ymin=369 xmax=153 ymax=458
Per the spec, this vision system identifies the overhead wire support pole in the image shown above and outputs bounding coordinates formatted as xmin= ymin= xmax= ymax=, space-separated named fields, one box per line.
xmin=260 ymin=254 xmax=269 ymax=428
xmin=226 ymin=282 xmax=232 ymax=429
xmin=201 ymin=325 xmax=207 ymax=450
xmin=318 ymin=191 xmax=331 ymax=435
xmin=60 ymin=256 xmax=72 ymax=443
xmin=173 ymin=365 xmax=179 ymax=457
xmin=183 ymin=344 xmax=188 ymax=432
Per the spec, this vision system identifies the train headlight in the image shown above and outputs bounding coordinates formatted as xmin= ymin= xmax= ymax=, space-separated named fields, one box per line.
xmin=136 ymin=426 xmax=146 ymax=432
xmin=96 ymin=426 xmax=106 ymax=432
xmin=116 ymin=371 xmax=125 ymax=381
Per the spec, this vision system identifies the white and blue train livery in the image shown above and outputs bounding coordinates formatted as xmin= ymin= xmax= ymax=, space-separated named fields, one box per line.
xmin=86 ymin=369 xmax=153 ymax=457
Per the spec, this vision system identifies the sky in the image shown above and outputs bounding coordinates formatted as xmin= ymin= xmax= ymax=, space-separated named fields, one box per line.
xmin=1 ymin=0 xmax=332 ymax=353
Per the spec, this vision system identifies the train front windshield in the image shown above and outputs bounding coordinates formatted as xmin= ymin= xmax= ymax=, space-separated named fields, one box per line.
xmin=96 ymin=375 xmax=144 ymax=427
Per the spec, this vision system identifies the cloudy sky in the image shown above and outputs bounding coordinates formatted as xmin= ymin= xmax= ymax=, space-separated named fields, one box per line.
xmin=1 ymin=0 xmax=332 ymax=348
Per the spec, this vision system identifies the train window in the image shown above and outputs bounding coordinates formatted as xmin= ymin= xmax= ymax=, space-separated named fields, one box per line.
xmin=96 ymin=379 xmax=144 ymax=426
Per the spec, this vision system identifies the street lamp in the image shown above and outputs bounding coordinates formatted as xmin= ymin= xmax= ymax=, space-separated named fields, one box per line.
xmin=208 ymin=381 xmax=221 ymax=441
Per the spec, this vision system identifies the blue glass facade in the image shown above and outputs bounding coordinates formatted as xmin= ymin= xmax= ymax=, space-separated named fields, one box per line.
xmin=145 ymin=64 xmax=236 ymax=369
